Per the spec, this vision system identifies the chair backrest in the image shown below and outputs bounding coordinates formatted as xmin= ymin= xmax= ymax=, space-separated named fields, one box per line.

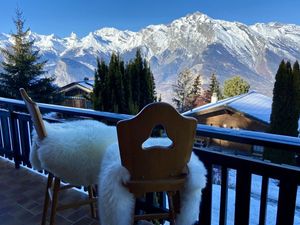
xmin=117 ymin=102 xmax=197 ymax=180
xmin=19 ymin=88 xmax=47 ymax=139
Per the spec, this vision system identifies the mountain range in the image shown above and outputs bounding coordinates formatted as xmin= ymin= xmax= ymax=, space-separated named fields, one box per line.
xmin=1 ymin=12 xmax=300 ymax=102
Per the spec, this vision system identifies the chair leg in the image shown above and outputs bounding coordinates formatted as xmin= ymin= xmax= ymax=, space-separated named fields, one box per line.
xmin=50 ymin=177 xmax=60 ymax=225
xmin=167 ymin=191 xmax=176 ymax=225
xmin=173 ymin=191 xmax=181 ymax=214
xmin=87 ymin=185 xmax=97 ymax=218
xmin=41 ymin=173 xmax=53 ymax=225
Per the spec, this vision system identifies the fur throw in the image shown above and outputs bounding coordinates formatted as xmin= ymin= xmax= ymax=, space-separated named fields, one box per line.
xmin=31 ymin=120 xmax=117 ymax=186
xmin=98 ymin=139 xmax=207 ymax=225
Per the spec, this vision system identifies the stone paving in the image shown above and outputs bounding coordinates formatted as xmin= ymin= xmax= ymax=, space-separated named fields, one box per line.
xmin=0 ymin=157 xmax=99 ymax=225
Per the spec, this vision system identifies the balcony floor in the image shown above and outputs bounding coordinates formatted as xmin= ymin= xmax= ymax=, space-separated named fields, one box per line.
xmin=0 ymin=157 xmax=99 ymax=225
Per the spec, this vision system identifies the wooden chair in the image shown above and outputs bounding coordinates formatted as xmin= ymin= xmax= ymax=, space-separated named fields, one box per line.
xmin=117 ymin=102 xmax=197 ymax=225
xmin=19 ymin=88 xmax=97 ymax=225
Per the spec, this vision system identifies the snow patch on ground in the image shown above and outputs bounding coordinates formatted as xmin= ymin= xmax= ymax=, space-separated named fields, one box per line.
xmin=211 ymin=168 xmax=300 ymax=225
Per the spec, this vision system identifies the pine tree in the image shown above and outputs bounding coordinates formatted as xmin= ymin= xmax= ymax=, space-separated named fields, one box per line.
xmin=150 ymin=72 xmax=157 ymax=102
xmin=292 ymin=61 xmax=300 ymax=120
xmin=172 ymin=69 xmax=194 ymax=112
xmin=292 ymin=61 xmax=300 ymax=165
xmin=116 ymin=55 xmax=126 ymax=112
xmin=0 ymin=10 xmax=60 ymax=103
xmin=139 ymin=59 xmax=156 ymax=108
xmin=189 ymin=74 xmax=202 ymax=108
xmin=93 ymin=58 xmax=108 ymax=110
xmin=100 ymin=59 xmax=110 ymax=111
xmin=286 ymin=61 xmax=298 ymax=136
xmin=265 ymin=60 xmax=298 ymax=164
xmin=223 ymin=76 xmax=250 ymax=98
xmin=107 ymin=53 xmax=124 ymax=113
xmin=269 ymin=61 xmax=293 ymax=135
xmin=208 ymin=73 xmax=222 ymax=100
xmin=128 ymin=49 xmax=156 ymax=113
xmin=131 ymin=49 xmax=143 ymax=112
xmin=93 ymin=58 xmax=101 ymax=110
xmin=92 ymin=49 xmax=156 ymax=114
xmin=123 ymin=62 xmax=133 ymax=114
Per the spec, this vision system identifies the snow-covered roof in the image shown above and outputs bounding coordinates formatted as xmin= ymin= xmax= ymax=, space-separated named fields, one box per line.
xmin=77 ymin=80 xmax=94 ymax=90
xmin=60 ymin=80 xmax=94 ymax=93
xmin=183 ymin=91 xmax=272 ymax=124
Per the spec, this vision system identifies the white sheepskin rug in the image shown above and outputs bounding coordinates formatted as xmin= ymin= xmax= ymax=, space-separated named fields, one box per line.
xmin=98 ymin=139 xmax=207 ymax=225
xmin=31 ymin=120 xmax=117 ymax=186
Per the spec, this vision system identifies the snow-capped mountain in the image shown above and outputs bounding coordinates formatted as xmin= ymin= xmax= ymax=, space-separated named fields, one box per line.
xmin=1 ymin=12 xmax=300 ymax=101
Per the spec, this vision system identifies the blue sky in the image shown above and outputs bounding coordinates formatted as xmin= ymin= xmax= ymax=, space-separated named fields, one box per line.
xmin=1 ymin=0 xmax=300 ymax=37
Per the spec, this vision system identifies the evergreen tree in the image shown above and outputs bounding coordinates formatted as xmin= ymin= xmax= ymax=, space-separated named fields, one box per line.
xmin=93 ymin=58 xmax=108 ymax=110
xmin=172 ymin=69 xmax=194 ymax=112
xmin=139 ymin=59 xmax=156 ymax=108
xmin=101 ymin=59 xmax=110 ymax=110
xmin=292 ymin=61 xmax=300 ymax=121
xmin=127 ymin=49 xmax=156 ymax=113
xmin=93 ymin=58 xmax=101 ymax=110
xmin=189 ymin=74 xmax=202 ymax=108
xmin=131 ymin=49 xmax=143 ymax=112
xmin=0 ymin=10 xmax=60 ymax=103
xmin=269 ymin=61 xmax=295 ymax=135
xmin=150 ymin=72 xmax=157 ymax=102
xmin=292 ymin=61 xmax=300 ymax=165
xmin=265 ymin=60 xmax=298 ymax=164
xmin=269 ymin=61 xmax=286 ymax=135
xmin=223 ymin=76 xmax=250 ymax=98
xmin=92 ymin=49 xmax=156 ymax=114
xmin=208 ymin=73 xmax=222 ymax=100
xmin=287 ymin=61 xmax=299 ymax=136
xmin=107 ymin=53 xmax=125 ymax=113
xmin=123 ymin=62 xmax=133 ymax=114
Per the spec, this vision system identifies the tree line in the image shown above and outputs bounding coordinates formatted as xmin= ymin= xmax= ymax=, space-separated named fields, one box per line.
xmin=172 ymin=70 xmax=250 ymax=112
xmin=93 ymin=49 xmax=156 ymax=114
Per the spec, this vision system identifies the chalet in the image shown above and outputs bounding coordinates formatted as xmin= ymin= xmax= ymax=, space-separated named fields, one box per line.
xmin=183 ymin=91 xmax=272 ymax=155
xmin=60 ymin=79 xmax=94 ymax=109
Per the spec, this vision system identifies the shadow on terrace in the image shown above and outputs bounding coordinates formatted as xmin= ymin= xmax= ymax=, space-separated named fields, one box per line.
xmin=0 ymin=97 xmax=299 ymax=225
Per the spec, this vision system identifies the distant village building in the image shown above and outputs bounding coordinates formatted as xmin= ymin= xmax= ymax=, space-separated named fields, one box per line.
xmin=60 ymin=78 xmax=94 ymax=109
xmin=183 ymin=91 xmax=272 ymax=155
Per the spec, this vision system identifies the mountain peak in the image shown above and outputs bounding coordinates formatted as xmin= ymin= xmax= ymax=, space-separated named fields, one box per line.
xmin=170 ymin=11 xmax=213 ymax=28
xmin=185 ymin=11 xmax=212 ymax=22
xmin=96 ymin=27 xmax=121 ymax=33
xmin=70 ymin=32 xmax=77 ymax=40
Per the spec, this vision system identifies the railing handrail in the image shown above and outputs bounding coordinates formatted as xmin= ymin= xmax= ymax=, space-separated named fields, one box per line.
xmin=197 ymin=124 xmax=300 ymax=152
xmin=1 ymin=96 xmax=300 ymax=152
xmin=0 ymin=97 xmax=131 ymax=123
xmin=194 ymin=147 xmax=300 ymax=179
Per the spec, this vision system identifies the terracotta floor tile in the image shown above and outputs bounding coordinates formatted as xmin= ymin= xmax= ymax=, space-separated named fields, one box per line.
xmin=0 ymin=157 xmax=99 ymax=225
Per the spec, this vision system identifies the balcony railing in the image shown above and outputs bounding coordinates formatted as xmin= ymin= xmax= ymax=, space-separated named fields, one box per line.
xmin=0 ymin=97 xmax=299 ymax=225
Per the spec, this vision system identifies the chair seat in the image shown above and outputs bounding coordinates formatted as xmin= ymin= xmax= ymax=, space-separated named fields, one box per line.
xmin=126 ymin=175 xmax=186 ymax=195
xmin=31 ymin=119 xmax=117 ymax=186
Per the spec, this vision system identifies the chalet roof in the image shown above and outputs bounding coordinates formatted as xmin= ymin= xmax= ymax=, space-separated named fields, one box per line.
xmin=183 ymin=91 xmax=272 ymax=124
xmin=60 ymin=80 xmax=94 ymax=94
